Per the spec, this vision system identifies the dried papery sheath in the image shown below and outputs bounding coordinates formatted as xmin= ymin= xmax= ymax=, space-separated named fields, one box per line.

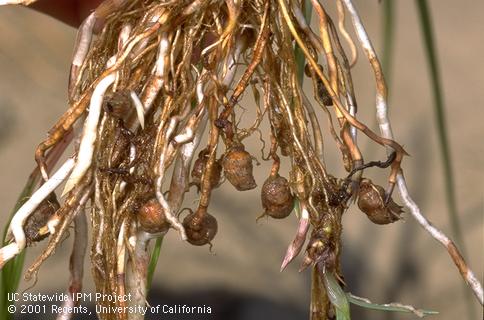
xmin=280 ymin=201 xmax=309 ymax=271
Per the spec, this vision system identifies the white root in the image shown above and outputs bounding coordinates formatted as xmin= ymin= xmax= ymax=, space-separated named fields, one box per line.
xmin=117 ymin=220 xmax=127 ymax=278
xmin=155 ymin=33 xmax=170 ymax=78
xmin=171 ymin=105 xmax=205 ymax=146
xmin=173 ymin=127 xmax=194 ymax=145
xmin=4 ymin=127 xmax=70 ymax=240
xmin=118 ymin=144 xmax=137 ymax=194
xmin=47 ymin=214 xmax=61 ymax=235
xmin=0 ymin=158 xmax=75 ymax=268
xmin=69 ymin=13 xmax=96 ymax=99
xmin=130 ymin=91 xmax=145 ymax=129
xmin=114 ymin=24 xmax=133 ymax=90
xmin=116 ymin=219 xmax=128 ymax=313
xmin=117 ymin=24 xmax=132 ymax=55
xmin=155 ymin=119 xmax=187 ymax=241
xmin=57 ymin=211 xmax=88 ymax=320
xmin=94 ymin=176 xmax=106 ymax=256
xmin=336 ymin=0 xmax=358 ymax=67
xmin=342 ymin=0 xmax=483 ymax=305
xmin=67 ymin=47 xmax=118 ymax=197
xmin=130 ymin=12 xmax=162 ymax=59
xmin=195 ymin=69 xmax=207 ymax=104
xmin=397 ymin=176 xmax=483 ymax=305
xmin=168 ymin=113 xmax=208 ymax=213
xmin=63 ymin=73 xmax=116 ymax=196
xmin=141 ymin=32 xmax=170 ymax=111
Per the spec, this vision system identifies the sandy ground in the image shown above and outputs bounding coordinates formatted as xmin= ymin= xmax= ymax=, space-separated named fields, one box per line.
xmin=0 ymin=1 xmax=482 ymax=319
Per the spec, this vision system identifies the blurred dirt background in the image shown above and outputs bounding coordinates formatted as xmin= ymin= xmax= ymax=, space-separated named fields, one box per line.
xmin=0 ymin=1 xmax=482 ymax=319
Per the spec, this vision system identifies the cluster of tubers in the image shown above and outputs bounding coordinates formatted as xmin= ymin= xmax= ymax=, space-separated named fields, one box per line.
xmin=137 ymin=137 xmax=404 ymax=250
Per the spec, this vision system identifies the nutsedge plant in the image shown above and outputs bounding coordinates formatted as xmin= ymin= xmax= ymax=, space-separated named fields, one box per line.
xmin=0 ymin=0 xmax=482 ymax=319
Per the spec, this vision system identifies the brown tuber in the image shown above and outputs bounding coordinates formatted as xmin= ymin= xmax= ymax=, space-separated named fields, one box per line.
xmin=317 ymin=79 xmax=333 ymax=106
xmin=261 ymin=174 xmax=294 ymax=219
xmin=137 ymin=198 xmax=170 ymax=233
xmin=104 ymin=90 xmax=132 ymax=120
xmin=24 ymin=192 xmax=60 ymax=244
xmin=191 ymin=150 xmax=222 ymax=190
xmin=222 ymin=144 xmax=257 ymax=191
xmin=182 ymin=211 xmax=218 ymax=246
xmin=357 ymin=179 xmax=403 ymax=225
xmin=305 ymin=63 xmax=333 ymax=106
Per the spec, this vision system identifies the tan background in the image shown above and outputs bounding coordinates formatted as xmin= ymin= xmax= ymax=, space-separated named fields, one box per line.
xmin=0 ymin=1 xmax=482 ymax=319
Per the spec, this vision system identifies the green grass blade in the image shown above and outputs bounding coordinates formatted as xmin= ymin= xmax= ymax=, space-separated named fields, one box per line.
xmin=146 ymin=237 xmax=163 ymax=291
xmin=295 ymin=46 xmax=306 ymax=86
xmin=381 ymin=0 xmax=396 ymax=86
xmin=347 ymin=293 xmax=438 ymax=317
xmin=0 ymin=171 xmax=39 ymax=320
xmin=295 ymin=0 xmax=313 ymax=85
xmin=415 ymin=2 xmax=475 ymax=317
xmin=323 ymin=271 xmax=351 ymax=320
xmin=335 ymin=309 xmax=351 ymax=320
xmin=415 ymin=0 xmax=464 ymax=251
